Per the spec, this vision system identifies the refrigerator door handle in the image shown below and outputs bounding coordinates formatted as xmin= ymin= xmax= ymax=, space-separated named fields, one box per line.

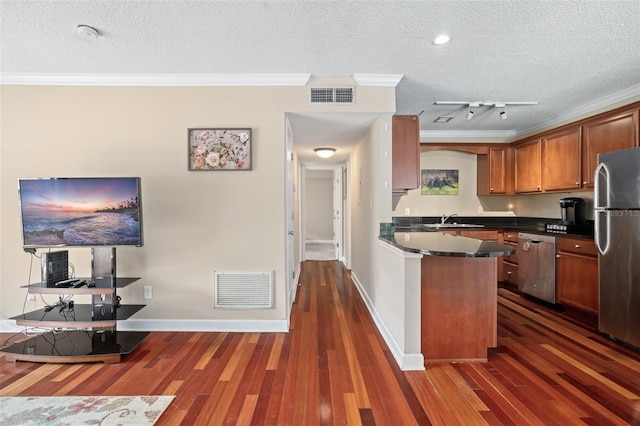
xmin=595 ymin=210 xmax=611 ymax=255
xmin=594 ymin=162 xmax=610 ymax=209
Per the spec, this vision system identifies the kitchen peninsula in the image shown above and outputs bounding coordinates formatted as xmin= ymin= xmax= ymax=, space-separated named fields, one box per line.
xmin=379 ymin=231 xmax=514 ymax=363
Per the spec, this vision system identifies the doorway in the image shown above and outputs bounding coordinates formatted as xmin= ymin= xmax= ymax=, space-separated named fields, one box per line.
xmin=302 ymin=166 xmax=343 ymax=261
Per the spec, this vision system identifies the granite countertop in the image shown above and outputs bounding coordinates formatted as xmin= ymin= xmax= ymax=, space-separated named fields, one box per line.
xmin=391 ymin=216 xmax=594 ymax=240
xmin=380 ymin=232 xmax=516 ymax=258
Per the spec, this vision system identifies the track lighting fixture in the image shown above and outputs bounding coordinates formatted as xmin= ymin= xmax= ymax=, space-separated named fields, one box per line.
xmin=434 ymin=101 xmax=537 ymax=121
xmin=495 ymin=102 xmax=507 ymax=119
xmin=465 ymin=102 xmax=481 ymax=120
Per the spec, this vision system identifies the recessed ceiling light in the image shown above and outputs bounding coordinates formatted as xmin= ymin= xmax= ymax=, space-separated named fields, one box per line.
xmin=433 ymin=34 xmax=451 ymax=45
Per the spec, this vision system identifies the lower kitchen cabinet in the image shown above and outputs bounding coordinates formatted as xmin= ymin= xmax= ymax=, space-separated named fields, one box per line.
xmin=556 ymin=237 xmax=598 ymax=315
xmin=500 ymin=232 xmax=519 ymax=288
xmin=459 ymin=229 xmax=499 ymax=241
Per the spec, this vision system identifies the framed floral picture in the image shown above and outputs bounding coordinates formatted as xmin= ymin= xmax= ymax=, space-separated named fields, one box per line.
xmin=188 ymin=128 xmax=251 ymax=171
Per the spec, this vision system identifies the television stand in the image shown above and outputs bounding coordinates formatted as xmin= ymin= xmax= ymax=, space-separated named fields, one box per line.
xmin=1 ymin=247 xmax=148 ymax=364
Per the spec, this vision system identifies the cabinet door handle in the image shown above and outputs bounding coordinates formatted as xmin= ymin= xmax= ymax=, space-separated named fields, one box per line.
xmin=507 ymin=271 xmax=512 ymax=275
xmin=574 ymin=244 xmax=581 ymax=248
xmin=583 ymin=181 xmax=588 ymax=185
xmin=556 ymin=254 xmax=561 ymax=258
xmin=576 ymin=182 xmax=580 ymax=186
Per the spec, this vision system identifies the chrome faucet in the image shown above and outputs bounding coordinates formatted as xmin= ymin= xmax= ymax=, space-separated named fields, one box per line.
xmin=441 ymin=213 xmax=458 ymax=224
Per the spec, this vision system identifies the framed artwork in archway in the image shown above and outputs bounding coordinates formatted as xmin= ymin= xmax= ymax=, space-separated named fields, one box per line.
xmin=421 ymin=169 xmax=459 ymax=195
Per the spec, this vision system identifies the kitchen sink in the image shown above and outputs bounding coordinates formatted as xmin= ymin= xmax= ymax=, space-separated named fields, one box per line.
xmin=421 ymin=223 xmax=485 ymax=229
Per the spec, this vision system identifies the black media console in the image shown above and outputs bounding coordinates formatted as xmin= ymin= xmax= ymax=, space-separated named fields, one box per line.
xmin=1 ymin=247 xmax=148 ymax=363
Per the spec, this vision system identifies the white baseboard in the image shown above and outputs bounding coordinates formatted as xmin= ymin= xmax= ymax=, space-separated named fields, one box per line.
xmin=118 ymin=319 xmax=289 ymax=332
xmin=1 ymin=318 xmax=288 ymax=333
xmin=0 ymin=320 xmax=24 ymax=333
xmin=350 ymin=272 xmax=424 ymax=371
xmin=287 ymin=263 xmax=302 ymax=326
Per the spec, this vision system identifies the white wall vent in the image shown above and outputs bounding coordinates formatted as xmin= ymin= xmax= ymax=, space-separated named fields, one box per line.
xmin=310 ymin=86 xmax=355 ymax=105
xmin=214 ymin=271 xmax=274 ymax=309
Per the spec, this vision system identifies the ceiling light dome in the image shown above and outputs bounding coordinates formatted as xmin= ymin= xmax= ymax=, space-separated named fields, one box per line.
xmin=314 ymin=148 xmax=336 ymax=158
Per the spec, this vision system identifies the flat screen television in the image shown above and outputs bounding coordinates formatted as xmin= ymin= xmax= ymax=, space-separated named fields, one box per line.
xmin=19 ymin=177 xmax=143 ymax=248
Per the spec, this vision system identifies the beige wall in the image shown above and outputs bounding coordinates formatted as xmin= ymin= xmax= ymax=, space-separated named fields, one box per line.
xmin=350 ymin=115 xmax=396 ymax=321
xmin=0 ymin=83 xmax=395 ymax=329
xmin=304 ymin=170 xmax=333 ymax=242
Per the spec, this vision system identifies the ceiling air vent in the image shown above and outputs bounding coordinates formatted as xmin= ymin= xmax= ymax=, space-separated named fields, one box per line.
xmin=310 ymin=86 xmax=355 ymax=105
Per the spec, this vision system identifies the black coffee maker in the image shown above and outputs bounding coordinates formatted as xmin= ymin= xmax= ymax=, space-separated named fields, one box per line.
xmin=559 ymin=197 xmax=584 ymax=225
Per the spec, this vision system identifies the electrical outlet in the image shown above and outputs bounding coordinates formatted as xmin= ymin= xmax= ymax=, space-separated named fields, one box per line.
xmin=27 ymin=292 xmax=35 ymax=301
xmin=144 ymin=286 xmax=153 ymax=299
xmin=404 ymin=208 xmax=410 ymax=216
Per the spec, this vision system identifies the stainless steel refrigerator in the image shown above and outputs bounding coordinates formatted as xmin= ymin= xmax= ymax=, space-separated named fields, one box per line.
xmin=594 ymin=146 xmax=640 ymax=349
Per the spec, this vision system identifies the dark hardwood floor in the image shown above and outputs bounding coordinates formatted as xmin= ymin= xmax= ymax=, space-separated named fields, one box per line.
xmin=2 ymin=260 xmax=639 ymax=425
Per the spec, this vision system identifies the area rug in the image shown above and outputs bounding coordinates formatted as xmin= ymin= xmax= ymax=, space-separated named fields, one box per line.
xmin=0 ymin=395 xmax=175 ymax=425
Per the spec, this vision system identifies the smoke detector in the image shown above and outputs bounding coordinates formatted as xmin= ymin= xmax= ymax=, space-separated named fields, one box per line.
xmin=77 ymin=25 xmax=99 ymax=39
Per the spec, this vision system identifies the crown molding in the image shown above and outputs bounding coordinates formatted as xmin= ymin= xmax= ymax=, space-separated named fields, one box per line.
xmin=421 ymin=130 xmax=517 ymax=143
xmin=0 ymin=73 xmax=312 ymax=87
xmin=518 ymin=82 xmax=640 ymax=137
xmin=352 ymin=74 xmax=404 ymax=87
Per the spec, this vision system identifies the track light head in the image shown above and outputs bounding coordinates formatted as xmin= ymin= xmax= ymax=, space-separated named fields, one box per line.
xmin=499 ymin=110 xmax=507 ymax=119
xmin=466 ymin=110 xmax=474 ymax=120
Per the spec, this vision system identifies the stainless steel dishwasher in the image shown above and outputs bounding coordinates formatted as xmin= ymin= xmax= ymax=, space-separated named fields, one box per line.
xmin=517 ymin=232 xmax=557 ymax=303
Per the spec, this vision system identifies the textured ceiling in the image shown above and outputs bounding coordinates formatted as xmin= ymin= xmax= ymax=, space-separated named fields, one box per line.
xmin=2 ymin=1 xmax=640 ymax=164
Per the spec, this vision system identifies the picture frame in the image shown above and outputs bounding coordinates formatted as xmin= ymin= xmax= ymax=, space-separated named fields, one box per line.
xmin=421 ymin=169 xmax=459 ymax=195
xmin=188 ymin=128 xmax=251 ymax=171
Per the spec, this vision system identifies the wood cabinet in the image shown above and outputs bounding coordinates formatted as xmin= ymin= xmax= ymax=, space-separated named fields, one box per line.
xmin=542 ymin=126 xmax=583 ymax=191
xmin=421 ymin=256 xmax=498 ymax=362
xmin=477 ymin=147 xmax=513 ymax=195
xmin=500 ymin=232 xmax=519 ymax=288
xmin=556 ymin=237 xmax=598 ymax=314
xmin=424 ymin=102 xmax=639 ymax=196
xmin=514 ymin=139 xmax=542 ymax=193
xmin=459 ymin=229 xmax=499 ymax=241
xmin=582 ymin=109 xmax=639 ymax=187
xmin=392 ymin=115 xmax=420 ymax=194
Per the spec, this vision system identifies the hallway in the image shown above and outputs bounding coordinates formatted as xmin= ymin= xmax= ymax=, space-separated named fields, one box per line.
xmin=2 ymin=260 xmax=639 ymax=424
xmin=305 ymin=242 xmax=336 ymax=261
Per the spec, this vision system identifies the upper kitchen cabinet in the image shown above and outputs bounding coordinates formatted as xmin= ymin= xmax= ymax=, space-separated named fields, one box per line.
xmin=581 ymin=109 xmax=639 ymax=188
xmin=514 ymin=139 xmax=542 ymax=193
xmin=542 ymin=126 xmax=583 ymax=191
xmin=477 ymin=146 xmax=513 ymax=195
xmin=392 ymin=115 xmax=420 ymax=194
